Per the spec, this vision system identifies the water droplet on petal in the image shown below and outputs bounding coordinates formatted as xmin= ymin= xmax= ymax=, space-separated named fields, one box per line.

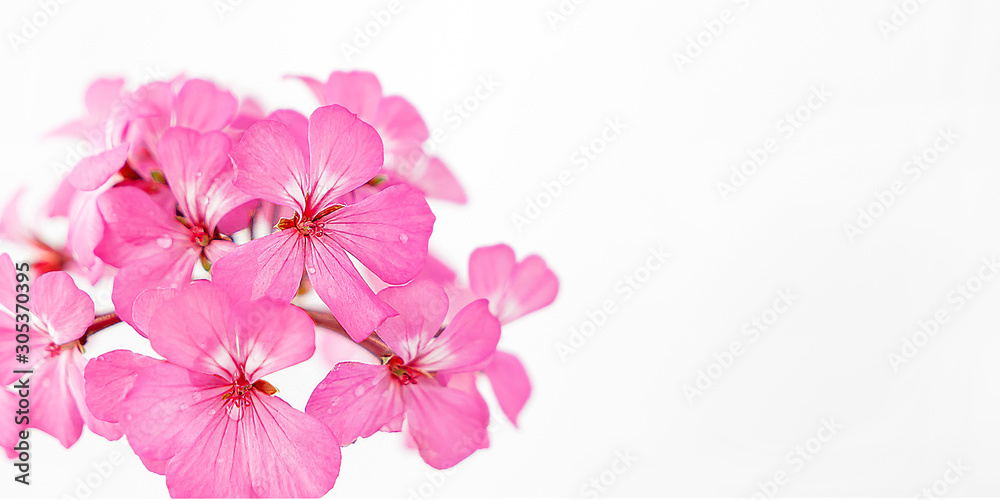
xmin=227 ymin=404 xmax=242 ymax=420
xmin=307 ymin=267 xmax=317 ymax=274
xmin=124 ymin=413 xmax=133 ymax=421
xmin=353 ymin=385 xmax=365 ymax=397
xmin=156 ymin=236 xmax=172 ymax=249
xmin=208 ymin=409 xmax=217 ymax=416
xmin=196 ymin=195 xmax=209 ymax=206
xmin=398 ymin=233 xmax=409 ymax=244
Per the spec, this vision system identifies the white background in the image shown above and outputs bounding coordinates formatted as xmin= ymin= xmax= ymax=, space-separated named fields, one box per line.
xmin=2 ymin=1 xmax=1000 ymax=498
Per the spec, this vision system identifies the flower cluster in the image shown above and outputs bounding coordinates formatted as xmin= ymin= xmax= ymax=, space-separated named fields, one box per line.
xmin=0 ymin=71 xmax=558 ymax=497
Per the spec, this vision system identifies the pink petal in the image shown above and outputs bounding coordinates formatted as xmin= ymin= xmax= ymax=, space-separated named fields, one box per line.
xmin=215 ymin=200 xmax=258 ymax=235
xmin=84 ymin=350 xmax=162 ymax=423
xmin=412 ymin=299 xmax=499 ymax=374
xmin=417 ymin=156 xmax=467 ymax=204
xmin=373 ymin=95 xmax=429 ymax=145
xmin=165 ymin=392 xmax=341 ymax=498
xmin=420 ymin=252 xmax=457 ymax=285
xmin=158 ymin=127 xmax=253 ymax=230
xmin=0 ymin=187 xmax=26 ymax=242
xmin=231 ymin=119 xmax=309 ymax=212
xmin=468 ymin=244 xmax=516 ymax=306
xmin=203 ymin=238 xmax=237 ymax=264
xmin=403 ymin=380 xmax=490 ymax=469
xmin=306 ymin=104 xmax=385 ymax=208
xmin=119 ymin=363 xmax=231 ymax=464
xmin=29 ymin=354 xmax=84 ymax=448
xmin=94 ymin=186 xmax=192 ymax=267
xmin=233 ymin=298 xmax=315 ymax=381
xmin=0 ymin=253 xmax=16 ymax=313
xmin=145 ymin=281 xmax=240 ymax=378
xmin=84 ymin=78 xmax=125 ymax=118
xmin=375 ymin=280 xmax=449 ymax=363
xmin=67 ymin=143 xmax=129 ymax=191
xmin=498 ymin=255 xmax=559 ymax=324
xmin=211 ymin=230 xmax=305 ymax=304
xmin=304 ymin=236 xmax=396 ymax=342
xmin=286 ymin=74 xmax=327 ymax=104
xmin=131 ymin=287 xmax=180 ymax=336
xmin=483 ymin=351 xmax=531 ymax=427
xmin=110 ymin=253 xmax=199 ymax=332
xmin=325 ymin=184 xmax=434 ymax=285
xmin=45 ymin=176 xmax=76 ymax=217
xmin=66 ymin=349 xmax=122 ymax=441
xmin=305 ymin=362 xmax=403 ymax=446
xmin=323 ymin=71 xmax=383 ymax=120
xmin=174 ymin=79 xmax=237 ymax=132
xmin=66 ymin=189 xmax=105 ymax=275
xmin=266 ymin=109 xmax=310 ymax=163
xmin=32 ymin=272 xmax=94 ymax=345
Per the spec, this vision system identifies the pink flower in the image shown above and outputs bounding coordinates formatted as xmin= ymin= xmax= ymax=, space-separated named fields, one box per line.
xmin=467 ymin=243 xmax=559 ymax=325
xmin=306 ymin=280 xmax=500 ymax=469
xmin=212 ymin=104 xmax=435 ymax=341
xmin=95 ymin=127 xmax=254 ymax=330
xmin=293 ymin=71 xmax=466 ymax=203
xmin=84 ymin=281 xmax=341 ymax=497
xmin=0 ymin=253 xmax=121 ymax=448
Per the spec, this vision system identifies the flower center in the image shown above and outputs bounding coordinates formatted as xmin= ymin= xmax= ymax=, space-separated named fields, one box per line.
xmin=382 ymin=355 xmax=429 ymax=385
xmin=276 ymin=205 xmax=344 ymax=237
xmin=190 ymin=226 xmax=211 ymax=247
xmin=220 ymin=374 xmax=278 ymax=419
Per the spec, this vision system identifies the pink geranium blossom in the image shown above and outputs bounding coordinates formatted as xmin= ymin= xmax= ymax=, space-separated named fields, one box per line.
xmin=84 ymin=281 xmax=341 ymax=498
xmin=293 ymin=71 xmax=466 ymax=203
xmin=306 ymin=280 xmax=500 ymax=469
xmin=0 ymin=253 xmax=121 ymax=448
xmin=212 ymin=104 xmax=435 ymax=341
xmin=95 ymin=127 xmax=254 ymax=330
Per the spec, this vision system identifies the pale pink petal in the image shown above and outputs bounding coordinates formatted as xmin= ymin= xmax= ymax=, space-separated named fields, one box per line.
xmin=305 ymin=362 xmax=404 ymax=446
xmin=174 ymin=79 xmax=237 ymax=132
xmin=305 ymin=236 xmax=396 ymax=342
xmin=266 ymin=109 xmax=310 ymax=162
xmin=29 ymin=354 xmax=84 ymax=448
xmin=323 ymin=71 xmax=383 ymax=120
xmin=498 ymin=255 xmax=559 ymax=324
xmin=165 ymin=392 xmax=341 ymax=498
xmin=110 ymin=253 xmax=199 ymax=332
xmin=94 ymin=186 xmax=192 ymax=267
xmin=66 ymin=189 xmax=105 ymax=275
xmin=119 ymin=363 xmax=231 ymax=464
xmin=306 ymin=104 xmax=385 ymax=208
xmin=32 ymin=272 xmax=94 ymax=345
xmin=45 ymin=177 xmax=76 ymax=217
xmin=403 ymin=380 xmax=490 ymax=469
xmin=0 ymin=253 xmax=16 ymax=313
xmin=68 ymin=144 xmax=129 ymax=191
xmin=203 ymin=239 xmax=237 ymax=264
xmin=84 ymin=78 xmax=125 ymax=118
xmin=0 ymin=187 xmax=26 ymax=242
xmin=412 ymin=299 xmax=499 ymax=374
xmin=421 ymin=252 xmax=457 ymax=285
xmin=468 ymin=244 xmax=516 ymax=306
xmin=215 ymin=200 xmax=257 ymax=235
xmin=373 ymin=95 xmax=429 ymax=145
xmin=211 ymin=230 xmax=305 ymax=304
xmin=483 ymin=351 xmax=531 ymax=427
xmin=286 ymin=74 xmax=327 ymax=104
xmin=131 ymin=287 xmax=180 ymax=336
xmin=231 ymin=120 xmax=309 ymax=212
xmin=84 ymin=350 xmax=163 ymax=423
xmin=146 ymin=281 xmax=240 ymax=378
xmin=375 ymin=281 xmax=449 ymax=363
xmin=443 ymin=372 xmax=490 ymax=448
xmin=234 ymin=298 xmax=315 ymax=381
xmin=325 ymin=185 xmax=434 ymax=285
xmin=417 ymin=156 xmax=467 ymax=204
xmin=65 ymin=349 xmax=122 ymax=441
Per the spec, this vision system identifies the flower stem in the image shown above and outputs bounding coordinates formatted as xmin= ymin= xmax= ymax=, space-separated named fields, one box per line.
xmin=302 ymin=309 xmax=392 ymax=358
xmin=77 ymin=312 xmax=122 ymax=345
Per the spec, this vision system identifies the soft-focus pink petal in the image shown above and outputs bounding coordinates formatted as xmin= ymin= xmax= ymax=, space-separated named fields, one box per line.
xmin=287 ymin=74 xmax=327 ymax=104
xmin=403 ymin=380 xmax=490 ymax=469
xmin=322 ymin=71 xmax=383 ymax=120
xmin=375 ymin=281 xmax=449 ymax=363
xmin=174 ymin=79 xmax=237 ymax=132
xmin=468 ymin=244 xmax=516 ymax=305
xmin=325 ymin=185 xmax=434 ymax=285
xmin=305 ymin=362 xmax=404 ymax=446
xmin=0 ymin=253 xmax=16 ymax=314
xmin=32 ymin=272 xmax=94 ymax=345
xmin=412 ymin=299 xmax=499 ymax=373
xmin=203 ymin=239 xmax=237 ymax=264
xmin=45 ymin=176 xmax=76 ymax=218
xmin=234 ymin=298 xmax=315 ymax=381
xmin=146 ymin=281 xmax=240 ymax=378
xmin=374 ymin=95 xmax=429 ymax=145
xmin=30 ymin=354 xmax=84 ymax=448
xmin=305 ymin=236 xmax=396 ymax=342
xmin=306 ymin=104 xmax=385 ymax=208
xmin=166 ymin=392 xmax=341 ymax=498
xmin=498 ymin=255 xmax=559 ymax=323
xmin=417 ymin=156 xmax=467 ymax=204
xmin=68 ymin=144 xmax=129 ymax=191
xmin=66 ymin=350 xmax=123 ymax=441
xmin=215 ymin=200 xmax=257 ymax=235
xmin=231 ymin=120 xmax=309 ymax=212
xmin=94 ymin=186 xmax=192 ymax=267
xmin=84 ymin=78 xmax=125 ymax=118
xmin=84 ymin=350 xmax=163 ymax=423
xmin=211 ymin=230 xmax=305 ymax=304
xmin=119 ymin=363 xmax=231 ymax=464
xmin=483 ymin=351 xmax=531 ymax=427
xmin=0 ymin=188 xmax=26 ymax=242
